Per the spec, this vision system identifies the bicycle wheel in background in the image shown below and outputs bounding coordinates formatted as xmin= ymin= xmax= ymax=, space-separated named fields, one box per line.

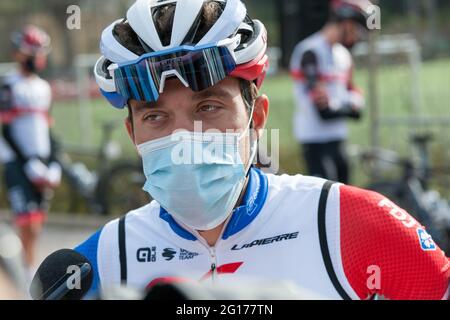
xmin=97 ymin=162 xmax=151 ymax=217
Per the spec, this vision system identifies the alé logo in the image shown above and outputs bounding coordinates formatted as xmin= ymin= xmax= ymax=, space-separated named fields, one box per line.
xmin=137 ymin=247 xmax=157 ymax=262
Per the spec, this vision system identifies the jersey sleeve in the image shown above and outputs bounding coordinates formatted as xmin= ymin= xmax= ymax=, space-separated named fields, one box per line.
xmin=74 ymin=229 xmax=102 ymax=299
xmin=0 ymin=83 xmax=13 ymax=110
xmin=2 ymin=124 xmax=27 ymax=162
xmin=338 ymin=185 xmax=450 ymax=300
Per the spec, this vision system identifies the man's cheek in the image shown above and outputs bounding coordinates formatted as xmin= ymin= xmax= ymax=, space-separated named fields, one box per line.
xmin=132 ymin=126 xmax=148 ymax=146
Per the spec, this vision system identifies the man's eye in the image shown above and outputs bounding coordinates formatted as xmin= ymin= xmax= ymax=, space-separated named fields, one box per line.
xmin=199 ymin=105 xmax=221 ymax=113
xmin=143 ymin=113 xmax=165 ymax=122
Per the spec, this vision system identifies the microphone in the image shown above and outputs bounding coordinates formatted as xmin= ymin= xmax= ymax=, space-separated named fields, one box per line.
xmin=30 ymin=249 xmax=93 ymax=300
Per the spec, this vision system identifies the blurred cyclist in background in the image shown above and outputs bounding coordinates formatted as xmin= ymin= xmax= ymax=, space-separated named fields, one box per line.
xmin=0 ymin=25 xmax=61 ymax=273
xmin=290 ymin=0 xmax=370 ymax=184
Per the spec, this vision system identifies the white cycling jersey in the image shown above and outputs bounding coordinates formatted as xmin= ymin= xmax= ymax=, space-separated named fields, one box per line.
xmin=76 ymin=167 xmax=450 ymax=300
xmin=290 ymin=32 xmax=363 ymax=144
xmin=0 ymin=72 xmax=52 ymax=163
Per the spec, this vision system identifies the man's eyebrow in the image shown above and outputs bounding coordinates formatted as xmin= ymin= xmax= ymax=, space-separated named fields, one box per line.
xmin=192 ymin=87 xmax=235 ymax=101
xmin=131 ymin=87 xmax=234 ymax=113
xmin=132 ymin=100 xmax=164 ymax=113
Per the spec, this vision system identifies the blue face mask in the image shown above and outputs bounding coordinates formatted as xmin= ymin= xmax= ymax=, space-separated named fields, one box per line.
xmin=137 ymin=126 xmax=256 ymax=231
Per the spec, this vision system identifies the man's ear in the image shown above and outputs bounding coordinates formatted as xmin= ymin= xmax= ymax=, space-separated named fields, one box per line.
xmin=252 ymin=94 xmax=269 ymax=139
xmin=125 ymin=117 xmax=135 ymax=144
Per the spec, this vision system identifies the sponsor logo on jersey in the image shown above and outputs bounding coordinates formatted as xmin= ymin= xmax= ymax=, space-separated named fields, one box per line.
xmin=417 ymin=228 xmax=436 ymax=251
xmin=378 ymin=198 xmax=418 ymax=229
xmin=137 ymin=247 xmax=157 ymax=262
xmin=162 ymin=248 xmax=200 ymax=261
xmin=179 ymin=248 xmax=199 ymax=261
xmin=231 ymin=232 xmax=299 ymax=251
xmin=162 ymin=248 xmax=177 ymax=261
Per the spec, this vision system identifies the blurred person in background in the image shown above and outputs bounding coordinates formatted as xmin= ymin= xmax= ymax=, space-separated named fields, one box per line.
xmin=0 ymin=25 xmax=61 ymax=275
xmin=290 ymin=0 xmax=369 ymax=184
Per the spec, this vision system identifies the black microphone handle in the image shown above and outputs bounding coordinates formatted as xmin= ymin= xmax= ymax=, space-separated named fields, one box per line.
xmin=45 ymin=263 xmax=92 ymax=300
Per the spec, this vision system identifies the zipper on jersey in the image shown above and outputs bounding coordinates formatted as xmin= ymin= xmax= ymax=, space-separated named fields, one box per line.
xmin=210 ymin=263 xmax=217 ymax=281
xmin=189 ymin=232 xmax=219 ymax=282
xmin=190 ymin=216 xmax=232 ymax=282
xmin=209 ymin=247 xmax=217 ymax=282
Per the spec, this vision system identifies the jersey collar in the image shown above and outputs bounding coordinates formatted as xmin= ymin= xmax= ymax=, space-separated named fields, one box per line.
xmin=159 ymin=167 xmax=269 ymax=241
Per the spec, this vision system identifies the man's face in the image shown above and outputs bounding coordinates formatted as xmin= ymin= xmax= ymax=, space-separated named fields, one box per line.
xmin=126 ymin=76 xmax=269 ymax=166
xmin=339 ymin=20 xmax=365 ymax=50
xmin=13 ymin=50 xmax=47 ymax=73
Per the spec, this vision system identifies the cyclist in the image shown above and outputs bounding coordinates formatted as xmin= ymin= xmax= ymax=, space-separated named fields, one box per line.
xmin=0 ymin=26 xmax=61 ymax=271
xmin=75 ymin=0 xmax=449 ymax=299
xmin=290 ymin=0 xmax=369 ymax=184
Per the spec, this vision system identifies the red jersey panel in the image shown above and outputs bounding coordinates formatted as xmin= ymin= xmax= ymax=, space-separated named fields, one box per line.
xmin=339 ymin=185 xmax=450 ymax=300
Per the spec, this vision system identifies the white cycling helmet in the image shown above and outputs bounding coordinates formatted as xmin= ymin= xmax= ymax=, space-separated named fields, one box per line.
xmin=11 ymin=25 xmax=52 ymax=56
xmin=95 ymin=0 xmax=268 ymax=109
xmin=331 ymin=0 xmax=373 ymax=28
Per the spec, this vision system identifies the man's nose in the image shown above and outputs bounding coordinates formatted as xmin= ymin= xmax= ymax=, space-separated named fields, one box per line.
xmin=172 ymin=115 xmax=197 ymax=133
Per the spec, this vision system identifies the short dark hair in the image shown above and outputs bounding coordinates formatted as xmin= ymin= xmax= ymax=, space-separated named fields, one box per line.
xmin=114 ymin=1 xmax=258 ymax=121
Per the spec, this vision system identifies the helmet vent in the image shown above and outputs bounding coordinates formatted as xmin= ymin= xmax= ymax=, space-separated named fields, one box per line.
xmin=235 ymin=16 xmax=254 ymax=51
xmin=181 ymin=9 xmax=204 ymax=45
xmin=152 ymin=3 xmax=176 ymax=47
xmin=192 ymin=1 xmax=225 ymax=43
xmin=112 ymin=21 xmax=146 ymax=56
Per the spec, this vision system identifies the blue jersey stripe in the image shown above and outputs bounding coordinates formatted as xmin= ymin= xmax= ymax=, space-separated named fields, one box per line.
xmin=74 ymin=228 xmax=102 ymax=298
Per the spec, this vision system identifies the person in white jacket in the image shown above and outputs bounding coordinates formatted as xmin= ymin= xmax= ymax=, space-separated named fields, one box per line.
xmin=290 ymin=0 xmax=371 ymax=184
